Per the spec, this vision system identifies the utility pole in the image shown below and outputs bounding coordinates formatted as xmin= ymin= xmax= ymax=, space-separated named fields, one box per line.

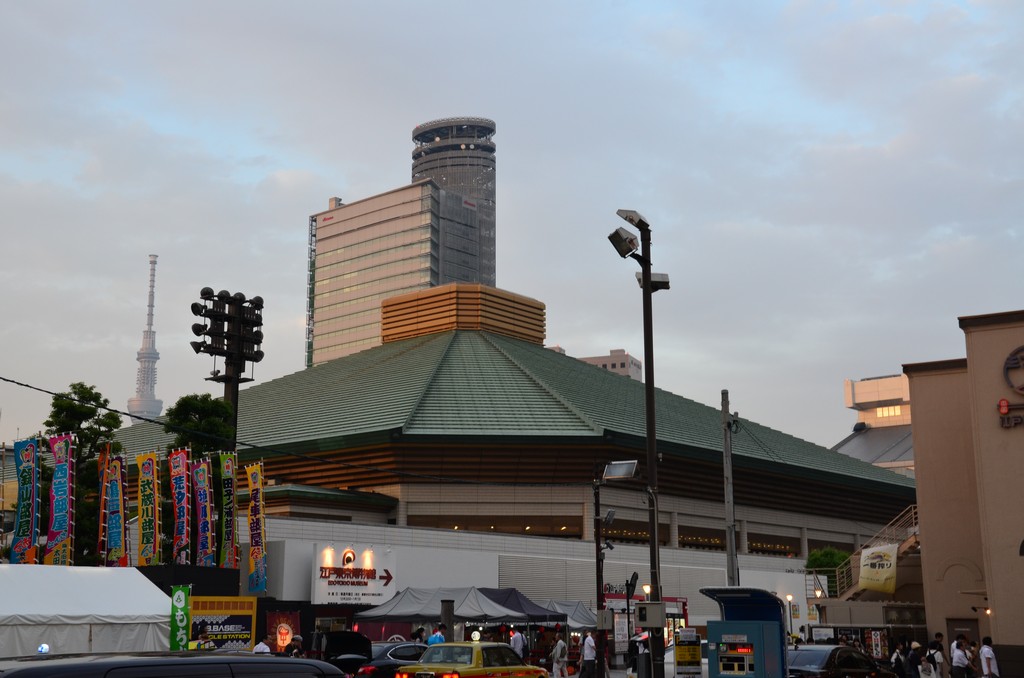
xmin=722 ymin=390 xmax=740 ymax=586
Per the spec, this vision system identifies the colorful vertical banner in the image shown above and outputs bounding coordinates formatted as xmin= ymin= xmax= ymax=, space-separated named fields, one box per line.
xmin=43 ymin=434 xmax=76 ymax=565
xmin=218 ymin=453 xmax=238 ymax=569
xmin=858 ymin=543 xmax=898 ymax=593
xmin=191 ymin=458 xmax=217 ymax=567
xmin=169 ymin=448 xmax=191 ymax=565
xmin=11 ymin=438 xmax=40 ymax=564
xmin=246 ymin=462 xmax=267 ymax=593
xmin=97 ymin=444 xmax=109 ymax=559
xmin=136 ymin=452 xmax=161 ymax=566
xmin=169 ymin=584 xmax=192 ymax=651
xmin=104 ymin=455 xmax=129 ymax=567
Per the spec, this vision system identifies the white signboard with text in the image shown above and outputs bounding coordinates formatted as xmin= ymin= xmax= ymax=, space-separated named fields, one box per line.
xmin=311 ymin=543 xmax=397 ymax=605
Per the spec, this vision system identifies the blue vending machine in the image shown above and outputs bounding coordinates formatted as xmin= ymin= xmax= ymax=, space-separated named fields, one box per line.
xmin=700 ymin=588 xmax=787 ymax=678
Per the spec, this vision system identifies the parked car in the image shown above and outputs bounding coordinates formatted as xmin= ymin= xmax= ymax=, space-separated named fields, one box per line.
xmin=787 ymin=644 xmax=896 ymax=678
xmin=395 ymin=642 xmax=548 ymax=678
xmin=324 ymin=630 xmax=374 ymax=675
xmin=356 ymin=642 xmax=429 ymax=678
xmin=0 ymin=651 xmax=344 ymax=677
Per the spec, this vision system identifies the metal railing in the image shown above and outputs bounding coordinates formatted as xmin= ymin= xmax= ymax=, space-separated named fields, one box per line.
xmin=835 ymin=504 xmax=919 ymax=597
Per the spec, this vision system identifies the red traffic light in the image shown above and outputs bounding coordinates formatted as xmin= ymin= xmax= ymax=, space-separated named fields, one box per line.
xmin=999 ymin=399 xmax=1010 ymax=415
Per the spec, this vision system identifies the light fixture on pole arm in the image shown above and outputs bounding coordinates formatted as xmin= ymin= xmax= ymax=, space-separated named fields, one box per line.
xmin=608 ymin=209 xmax=669 ymax=678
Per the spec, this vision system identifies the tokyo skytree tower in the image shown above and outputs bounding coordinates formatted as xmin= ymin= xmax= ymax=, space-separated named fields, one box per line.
xmin=127 ymin=254 xmax=163 ymax=421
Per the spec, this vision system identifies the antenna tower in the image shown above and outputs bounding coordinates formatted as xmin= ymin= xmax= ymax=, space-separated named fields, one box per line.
xmin=127 ymin=255 xmax=163 ymax=421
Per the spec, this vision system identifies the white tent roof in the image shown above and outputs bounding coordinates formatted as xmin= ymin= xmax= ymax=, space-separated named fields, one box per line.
xmin=355 ymin=587 xmax=528 ymax=622
xmin=534 ymin=599 xmax=598 ymax=630
xmin=0 ymin=565 xmax=171 ymax=655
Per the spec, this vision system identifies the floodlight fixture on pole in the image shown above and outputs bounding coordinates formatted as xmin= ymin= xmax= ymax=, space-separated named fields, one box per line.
xmin=603 ymin=460 xmax=638 ymax=481
xmin=189 ymin=286 xmax=266 ymax=451
xmin=609 ymin=207 xmax=667 ymax=678
xmin=609 ymin=227 xmax=639 ymax=258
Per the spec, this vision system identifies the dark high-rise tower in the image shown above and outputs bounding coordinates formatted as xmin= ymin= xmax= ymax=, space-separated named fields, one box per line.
xmin=127 ymin=254 xmax=163 ymax=421
xmin=412 ymin=117 xmax=496 ymax=286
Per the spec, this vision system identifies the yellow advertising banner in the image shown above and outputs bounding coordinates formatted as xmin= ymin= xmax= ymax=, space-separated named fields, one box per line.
xmin=859 ymin=543 xmax=898 ymax=593
xmin=191 ymin=596 xmax=258 ymax=650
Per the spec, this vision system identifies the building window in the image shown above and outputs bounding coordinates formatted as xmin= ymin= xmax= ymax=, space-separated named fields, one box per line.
xmin=602 ymin=364 xmax=607 ymax=369
xmin=620 ymin=362 xmax=626 ymax=368
xmin=877 ymin=406 xmax=902 ymax=418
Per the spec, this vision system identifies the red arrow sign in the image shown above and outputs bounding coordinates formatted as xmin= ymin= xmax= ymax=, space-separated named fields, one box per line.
xmin=379 ymin=569 xmax=393 ymax=586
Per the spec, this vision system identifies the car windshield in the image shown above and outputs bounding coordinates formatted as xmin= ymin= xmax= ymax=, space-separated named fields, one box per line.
xmin=372 ymin=643 xmax=390 ymax=659
xmin=420 ymin=646 xmax=474 ymax=665
xmin=787 ymin=647 xmax=831 ymax=670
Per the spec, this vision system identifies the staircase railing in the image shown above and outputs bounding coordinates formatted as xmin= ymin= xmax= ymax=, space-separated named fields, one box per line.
xmin=835 ymin=504 xmax=919 ymax=598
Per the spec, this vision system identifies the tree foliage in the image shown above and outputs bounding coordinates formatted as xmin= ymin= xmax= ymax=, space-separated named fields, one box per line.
xmin=42 ymin=381 xmax=122 ymax=566
xmin=44 ymin=382 xmax=123 ymax=460
xmin=806 ymin=546 xmax=851 ymax=570
xmin=163 ymin=393 xmax=234 ymax=454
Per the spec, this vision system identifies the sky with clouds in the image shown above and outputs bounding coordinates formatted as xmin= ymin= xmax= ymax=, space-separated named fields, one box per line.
xmin=1 ymin=0 xmax=1022 ymax=449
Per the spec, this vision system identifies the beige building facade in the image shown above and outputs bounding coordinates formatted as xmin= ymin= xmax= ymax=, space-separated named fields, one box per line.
xmin=904 ymin=309 xmax=1024 ymax=674
xmin=306 ymin=181 xmax=491 ymax=365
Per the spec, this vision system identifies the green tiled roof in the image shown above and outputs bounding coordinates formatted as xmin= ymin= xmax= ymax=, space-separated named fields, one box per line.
xmin=115 ymin=330 xmax=913 ymax=491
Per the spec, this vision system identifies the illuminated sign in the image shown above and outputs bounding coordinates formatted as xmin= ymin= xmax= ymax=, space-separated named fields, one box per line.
xmin=999 ymin=346 xmax=1024 ymax=428
xmin=311 ymin=542 xmax=396 ymax=605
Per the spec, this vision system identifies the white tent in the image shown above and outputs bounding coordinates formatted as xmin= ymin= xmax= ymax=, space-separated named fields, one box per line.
xmin=355 ymin=587 xmax=528 ymax=622
xmin=534 ymin=599 xmax=598 ymax=630
xmin=0 ymin=565 xmax=171 ymax=656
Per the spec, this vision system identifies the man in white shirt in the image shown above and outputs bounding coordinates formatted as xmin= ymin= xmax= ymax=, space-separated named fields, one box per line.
xmin=549 ymin=632 xmax=568 ymax=678
xmin=253 ymin=633 xmax=273 ymax=653
xmin=509 ymin=628 xmax=525 ymax=658
xmin=950 ymin=640 xmax=969 ymax=678
xmin=979 ymin=637 xmax=999 ymax=678
xmin=579 ymin=631 xmax=596 ymax=678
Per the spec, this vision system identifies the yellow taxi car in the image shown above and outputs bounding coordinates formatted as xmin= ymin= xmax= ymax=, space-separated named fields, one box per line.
xmin=394 ymin=642 xmax=548 ymax=678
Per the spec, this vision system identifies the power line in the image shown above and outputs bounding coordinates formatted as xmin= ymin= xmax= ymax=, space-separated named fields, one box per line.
xmin=0 ymin=374 xmax=584 ymax=489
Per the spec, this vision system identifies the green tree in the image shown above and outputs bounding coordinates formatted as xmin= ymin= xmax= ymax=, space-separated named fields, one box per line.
xmin=43 ymin=381 xmax=123 ymax=566
xmin=806 ymin=546 xmax=851 ymax=597
xmin=163 ymin=393 xmax=234 ymax=454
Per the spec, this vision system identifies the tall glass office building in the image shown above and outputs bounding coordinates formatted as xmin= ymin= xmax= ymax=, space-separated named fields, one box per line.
xmin=411 ymin=117 xmax=496 ymax=286
xmin=307 ymin=181 xmax=488 ymax=365
xmin=306 ymin=118 xmax=497 ymax=366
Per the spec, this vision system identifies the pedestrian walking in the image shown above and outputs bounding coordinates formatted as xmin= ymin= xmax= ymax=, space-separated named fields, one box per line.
xmin=429 ymin=624 xmax=447 ymax=645
xmin=510 ymin=628 xmax=525 ymax=658
xmin=550 ymin=632 xmax=569 ymax=678
xmin=579 ymin=631 xmax=596 ymax=678
xmin=950 ymin=640 xmax=970 ymax=678
xmin=979 ymin=637 xmax=998 ymax=678
xmin=891 ymin=640 xmax=907 ymax=678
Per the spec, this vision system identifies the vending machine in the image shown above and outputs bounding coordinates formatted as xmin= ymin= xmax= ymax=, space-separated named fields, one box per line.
xmin=699 ymin=588 xmax=787 ymax=678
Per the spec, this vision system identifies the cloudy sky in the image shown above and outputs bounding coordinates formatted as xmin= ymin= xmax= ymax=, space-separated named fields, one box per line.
xmin=1 ymin=1 xmax=1021 ymax=450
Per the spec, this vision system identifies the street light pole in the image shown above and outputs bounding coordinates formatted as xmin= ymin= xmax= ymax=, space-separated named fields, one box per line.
xmin=609 ymin=209 xmax=667 ymax=678
xmin=785 ymin=594 xmax=794 ymax=641
xmin=594 ymin=466 xmax=606 ymax=678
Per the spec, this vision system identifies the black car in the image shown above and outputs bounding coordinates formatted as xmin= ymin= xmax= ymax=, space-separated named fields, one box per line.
xmin=354 ymin=642 xmax=429 ymax=678
xmin=788 ymin=644 xmax=896 ymax=678
xmin=324 ymin=630 xmax=374 ymax=675
xmin=0 ymin=651 xmax=344 ymax=677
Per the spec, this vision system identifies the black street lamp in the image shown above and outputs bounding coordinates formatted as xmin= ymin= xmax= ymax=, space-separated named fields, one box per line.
xmin=608 ymin=209 xmax=669 ymax=678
